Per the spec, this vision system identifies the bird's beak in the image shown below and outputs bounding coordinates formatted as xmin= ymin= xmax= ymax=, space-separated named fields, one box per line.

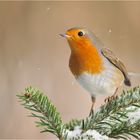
xmin=59 ymin=34 xmax=71 ymax=38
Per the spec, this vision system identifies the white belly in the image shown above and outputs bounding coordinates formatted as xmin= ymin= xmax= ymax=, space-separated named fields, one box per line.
xmin=76 ymin=66 xmax=124 ymax=97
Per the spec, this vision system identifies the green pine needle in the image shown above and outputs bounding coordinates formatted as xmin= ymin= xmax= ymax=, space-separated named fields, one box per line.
xmin=17 ymin=86 xmax=64 ymax=139
xmin=17 ymin=86 xmax=140 ymax=140
xmin=67 ymin=87 xmax=140 ymax=139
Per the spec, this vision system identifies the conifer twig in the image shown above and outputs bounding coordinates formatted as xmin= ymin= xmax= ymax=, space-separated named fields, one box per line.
xmin=17 ymin=87 xmax=64 ymax=139
xmin=17 ymin=86 xmax=140 ymax=140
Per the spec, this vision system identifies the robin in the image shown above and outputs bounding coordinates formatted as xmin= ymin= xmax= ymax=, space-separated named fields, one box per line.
xmin=60 ymin=27 xmax=131 ymax=115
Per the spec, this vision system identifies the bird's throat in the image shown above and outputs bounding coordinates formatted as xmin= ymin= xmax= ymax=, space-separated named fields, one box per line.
xmin=69 ymin=45 xmax=104 ymax=77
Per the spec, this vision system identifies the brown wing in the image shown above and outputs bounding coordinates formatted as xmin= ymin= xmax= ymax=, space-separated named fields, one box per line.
xmin=101 ymin=48 xmax=131 ymax=86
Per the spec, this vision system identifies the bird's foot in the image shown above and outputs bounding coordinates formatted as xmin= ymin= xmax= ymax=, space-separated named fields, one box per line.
xmin=104 ymin=95 xmax=117 ymax=102
xmin=89 ymin=96 xmax=95 ymax=117
xmin=89 ymin=108 xmax=94 ymax=117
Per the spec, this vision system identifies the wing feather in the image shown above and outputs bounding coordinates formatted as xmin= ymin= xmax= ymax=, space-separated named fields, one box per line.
xmin=101 ymin=48 xmax=131 ymax=86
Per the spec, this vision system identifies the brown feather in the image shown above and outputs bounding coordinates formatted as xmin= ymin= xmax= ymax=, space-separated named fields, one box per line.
xmin=101 ymin=48 xmax=131 ymax=86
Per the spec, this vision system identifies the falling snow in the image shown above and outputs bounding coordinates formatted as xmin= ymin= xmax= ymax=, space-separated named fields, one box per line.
xmin=37 ymin=67 xmax=41 ymax=71
xmin=108 ymin=29 xmax=112 ymax=33
xmin=46 ymin=7 xmax=51 ymax=11
xmin=71 ymin=80 xmax=76 ymax=85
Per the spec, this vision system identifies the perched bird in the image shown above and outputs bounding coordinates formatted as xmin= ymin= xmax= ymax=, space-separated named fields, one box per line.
xmin=60 ymin=27 xmax=131 ymax=115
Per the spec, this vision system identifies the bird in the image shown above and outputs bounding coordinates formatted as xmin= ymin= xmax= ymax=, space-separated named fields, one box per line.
xmin=60 ymin=27 xmax=131 ymax=115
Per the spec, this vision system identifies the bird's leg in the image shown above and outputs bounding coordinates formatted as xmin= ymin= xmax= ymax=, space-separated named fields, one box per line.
xmin=105 ymin=87 xmax=119 ymax=102
xmin=89 ymin=96 xmax=96 ymax=116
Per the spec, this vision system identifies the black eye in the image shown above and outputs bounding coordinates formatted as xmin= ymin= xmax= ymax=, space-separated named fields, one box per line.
xmin=78 ymin=31 xmax=84 ymax=37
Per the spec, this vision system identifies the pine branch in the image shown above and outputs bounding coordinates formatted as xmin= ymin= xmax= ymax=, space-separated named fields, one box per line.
xmin=66 ymin=87 xmax=140 ymax=140
xmin=17 ymin=86 xmax=140 ymax=140
xmin=17 ymin=87 xmax=64 ymax=139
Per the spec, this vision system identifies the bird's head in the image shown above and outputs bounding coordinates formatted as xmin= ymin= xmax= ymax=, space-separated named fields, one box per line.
xmin=60 ymin=27 xmax=104 ymax=75
xmin=60 ymin=27 xmax=97 ymax=52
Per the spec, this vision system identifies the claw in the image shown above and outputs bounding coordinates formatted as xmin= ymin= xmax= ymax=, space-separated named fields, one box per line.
xmin=104 ymin=95 xmax=117 ymax=102
xmin=89 ymin=96 xmax=96 ymax=116
xmin=89 ymin=108 xmax=94 ymax=117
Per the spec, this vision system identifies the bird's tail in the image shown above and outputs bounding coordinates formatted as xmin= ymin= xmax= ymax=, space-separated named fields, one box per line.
xmin=124 ymin=72 xmax=140 ymax=86
xmin=124 ymin=76 xmax=131 ymax=86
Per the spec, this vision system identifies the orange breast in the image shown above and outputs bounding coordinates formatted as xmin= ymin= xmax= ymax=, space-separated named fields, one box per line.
xmin=69 ymin=44 xmax=104 ymax=77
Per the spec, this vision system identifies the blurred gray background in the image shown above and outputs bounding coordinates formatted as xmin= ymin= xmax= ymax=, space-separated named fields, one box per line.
xmin=0 ymin=1 xmax=140 ymax=139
